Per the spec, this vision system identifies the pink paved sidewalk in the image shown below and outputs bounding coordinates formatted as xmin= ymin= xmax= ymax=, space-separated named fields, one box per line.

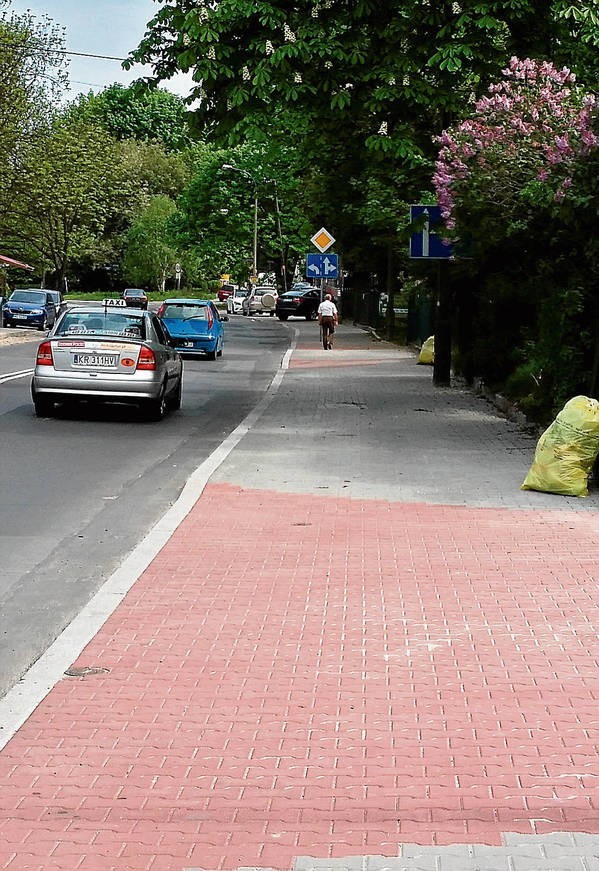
xmin=1 ymin=483 xmax=599 ymax=870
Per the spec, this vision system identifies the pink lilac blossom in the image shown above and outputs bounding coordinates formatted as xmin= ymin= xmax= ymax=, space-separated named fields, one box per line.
xmin=434 ymin=57 xmax=597 ymax=222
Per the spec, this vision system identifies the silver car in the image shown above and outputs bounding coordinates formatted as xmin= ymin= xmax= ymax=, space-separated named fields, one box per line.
xmin=241 ymin=286 xmax=278 ymax=316
xmin=31 ymin=303 xmax=183 ymax=420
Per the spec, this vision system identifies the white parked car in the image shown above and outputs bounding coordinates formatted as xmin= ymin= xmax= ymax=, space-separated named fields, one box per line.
xmin=226 ymin=287 xmax=249 ymax=314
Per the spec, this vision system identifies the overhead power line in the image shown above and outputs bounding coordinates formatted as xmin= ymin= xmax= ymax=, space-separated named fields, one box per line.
xmin=0 ymin=39 xmax=129 ymax=62
xmin=55 ymin=49 xmax=128 ymax=62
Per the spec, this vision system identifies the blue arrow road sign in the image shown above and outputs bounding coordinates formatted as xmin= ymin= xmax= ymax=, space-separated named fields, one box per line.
xmin=306 ymin=253 xmax=338 ymax=279
xmin=409 ymin=205 xmax=453 ymax=259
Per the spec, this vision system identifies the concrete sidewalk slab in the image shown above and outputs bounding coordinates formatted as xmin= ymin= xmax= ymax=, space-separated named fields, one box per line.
xmin=1 ymin=322 xmax=598 ymax=871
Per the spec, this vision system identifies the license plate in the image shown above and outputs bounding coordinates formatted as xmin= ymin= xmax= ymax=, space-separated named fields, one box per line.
xmin=72 ymin=353 xmax=119 ymax=367
xmin=13 ymin=314 xmax=28 ymax=320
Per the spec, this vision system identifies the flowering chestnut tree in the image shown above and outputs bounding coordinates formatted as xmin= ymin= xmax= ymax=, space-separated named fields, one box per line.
xmin=433 ymin=57 xmax=598 ymax=234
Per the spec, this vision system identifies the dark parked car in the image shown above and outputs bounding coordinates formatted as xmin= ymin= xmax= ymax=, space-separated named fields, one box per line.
xmin=121 ymin=288 xmax=148 ymax=309
xmin=47 ymin=290 xmax=68 ymax=317
xmin=2 ymin=289 xmax=57 ymax=331
xmin=275 ymin=287 xmax=320 ymax=321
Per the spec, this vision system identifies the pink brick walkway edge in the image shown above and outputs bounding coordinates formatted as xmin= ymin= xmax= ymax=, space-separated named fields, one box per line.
xmin=1 ymin=483 xmax=598 ymax=870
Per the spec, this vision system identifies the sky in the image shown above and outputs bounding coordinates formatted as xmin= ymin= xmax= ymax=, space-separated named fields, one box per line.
xmin=8 ymin=0 xmax=193 ymax=99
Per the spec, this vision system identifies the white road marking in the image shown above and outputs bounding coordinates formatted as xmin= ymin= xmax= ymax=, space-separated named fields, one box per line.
xmin=0 ymin=369 xmax=33 ymax=384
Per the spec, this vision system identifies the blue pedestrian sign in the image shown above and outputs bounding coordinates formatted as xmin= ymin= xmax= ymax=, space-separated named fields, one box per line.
xmin=306 ymin=253 xmax=338 ymax=279
xmin=409 ymin=205 xmax=453 ymax=259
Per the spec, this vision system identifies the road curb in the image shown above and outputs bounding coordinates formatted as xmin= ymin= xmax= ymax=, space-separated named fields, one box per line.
xmin=0 ymin=329 xmax=39 ymax=346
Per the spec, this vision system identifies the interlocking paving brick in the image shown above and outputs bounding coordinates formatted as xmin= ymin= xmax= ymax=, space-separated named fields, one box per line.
xmin=1 ymin=325 xmax=599 ymax=869
xmin=2 ymin=488 xmax=599 ymax=869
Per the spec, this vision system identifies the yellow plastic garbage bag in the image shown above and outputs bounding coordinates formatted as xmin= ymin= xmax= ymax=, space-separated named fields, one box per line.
xmin=521 ymin=395 xmax=599 ymax=497
xmin=418 ymin=335 xmax=435 ymax=365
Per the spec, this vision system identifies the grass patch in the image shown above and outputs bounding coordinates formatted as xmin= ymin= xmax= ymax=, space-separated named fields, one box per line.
xmin=67 ymin=289 xmax=217 ymax=303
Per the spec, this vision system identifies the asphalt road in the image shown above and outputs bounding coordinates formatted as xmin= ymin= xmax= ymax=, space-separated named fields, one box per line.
xmin=0 ymin=314 xmax=290 ymax=699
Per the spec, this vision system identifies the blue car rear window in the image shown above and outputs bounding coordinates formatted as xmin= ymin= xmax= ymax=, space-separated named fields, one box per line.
xmin=162 ymin=305 xmax=208 ymax=320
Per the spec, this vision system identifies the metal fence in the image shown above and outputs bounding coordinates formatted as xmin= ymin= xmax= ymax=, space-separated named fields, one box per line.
xmin=341 ymin=288 xmax=433 ymax=345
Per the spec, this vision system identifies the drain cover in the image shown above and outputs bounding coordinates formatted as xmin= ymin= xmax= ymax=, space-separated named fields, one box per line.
xmin=64 ymin=666 xmax=110 ymax=677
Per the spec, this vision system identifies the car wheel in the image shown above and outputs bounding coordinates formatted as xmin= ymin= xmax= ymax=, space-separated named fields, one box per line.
xmin=33 ymin=394 xmax=54 ymax=417
xmin=278 ymin=314 xmax=289 ymax=321
xmin=206 ymin=348 xmax=217 ymax=360
xmin=145 ymin=382 xmax=168 ymax=421
xmin=306 ymin=310 xmax=318 ymax=321
xmin=168 ymin=377 xmax=182 ymax=411
xmin=38 ymin=317 xmax=48 ymax=331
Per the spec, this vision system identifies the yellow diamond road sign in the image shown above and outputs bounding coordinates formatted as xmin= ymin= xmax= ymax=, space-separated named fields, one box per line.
xmin=311 ymin=227 xmax=335 ymax=253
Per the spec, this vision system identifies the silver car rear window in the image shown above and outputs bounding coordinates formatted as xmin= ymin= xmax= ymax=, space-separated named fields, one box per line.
xmin=56 ymin=311 xmax=146 ymax=338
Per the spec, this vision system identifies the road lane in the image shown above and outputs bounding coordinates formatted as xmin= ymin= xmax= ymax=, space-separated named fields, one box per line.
xmin=0 ymin=315 xmax=291 ymax=697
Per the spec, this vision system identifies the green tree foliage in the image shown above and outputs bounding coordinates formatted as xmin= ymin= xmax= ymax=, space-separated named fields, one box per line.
xmin=129 ymin=0 xmax=583 ymax=283
xmin=123 ymin=1 xmax=599 ymax=411
xmin=117 ymin=140 xmax=191 ymax=203
xmin=130 ymin=1 xmax=574 ymax=150
xmin=0 ymin=2 xmax=68 ymax=281
xmin=123 ymin=196 xmax=179 ymax=292
xmin=0 ymin=3 xmax=67 ymax=155
xmin=0 ymin=117 xmax=124 ymax=288
xmin=64 ymin=83 xmax=195 ymax=286
xmin=172 ymin=142 xmax=313 ymax=287
xmin=69 ymin=83 xmax=192 ymax=151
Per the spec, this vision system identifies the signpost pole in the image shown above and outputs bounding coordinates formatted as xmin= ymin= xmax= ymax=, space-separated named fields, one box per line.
xmin=409 ymin=204 xmax=453 ymax=385
xmin=433 ymin=260 xmax=451 ymax=387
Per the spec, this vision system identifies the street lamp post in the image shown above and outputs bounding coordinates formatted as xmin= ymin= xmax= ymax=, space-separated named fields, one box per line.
xmin=269 ymin=178 xmax=287 ymax=293
xmin=252 ymin=188 xmax=258 ymax=282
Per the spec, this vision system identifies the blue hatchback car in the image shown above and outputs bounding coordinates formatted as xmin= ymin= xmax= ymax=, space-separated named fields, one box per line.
xmin=2 ymin=289 xmax=57 ymax=331
xmin=157 ymin=298 xmax=227 ymax=359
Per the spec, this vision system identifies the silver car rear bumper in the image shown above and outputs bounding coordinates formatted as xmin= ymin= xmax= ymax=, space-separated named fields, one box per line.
xmin=32 ymin=368 xmax=164 ymax=401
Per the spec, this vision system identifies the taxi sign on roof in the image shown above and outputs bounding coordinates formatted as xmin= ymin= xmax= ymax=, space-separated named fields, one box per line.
xmin=102 ymin=298 xmax=127 ymax=307
xmin=310 ymin=227 xmax=335 ymax=253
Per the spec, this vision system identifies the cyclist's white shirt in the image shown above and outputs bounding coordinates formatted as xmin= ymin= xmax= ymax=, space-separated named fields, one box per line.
xmin=318 ymin=300 xmax=337 ymax=317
